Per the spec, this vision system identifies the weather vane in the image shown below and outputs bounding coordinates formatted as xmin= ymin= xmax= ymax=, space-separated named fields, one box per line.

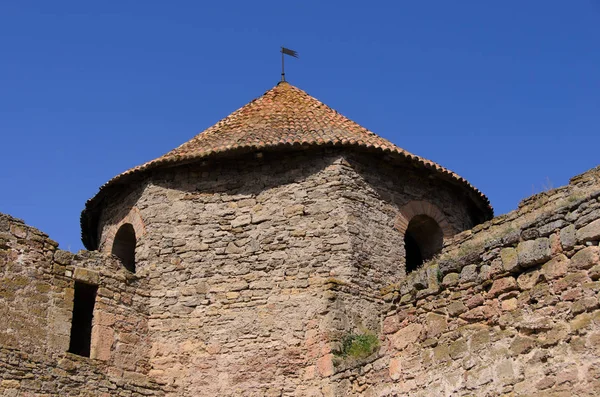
xmin=281 ymin=46 xmax=298 ymax=82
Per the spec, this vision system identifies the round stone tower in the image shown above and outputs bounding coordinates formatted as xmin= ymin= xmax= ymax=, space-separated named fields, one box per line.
xmin=80 ymin=81 xmax=492 ymax=395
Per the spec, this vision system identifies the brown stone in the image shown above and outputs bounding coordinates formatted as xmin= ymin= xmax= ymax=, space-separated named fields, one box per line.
xmin=570 ymin=246 xmax=600 ymax=270
xmin=390 ymin=323 xmax=423 ymax=351
xmin=73 ymin=267 xmax=100 ymax=284
xmin=510 ymin=335 xmax=535 ymax=355
xmin=382 ymin=315 xmax=402 ymax=335
xmin=517 ymin=269 xmax=541 ymax=290
xmin=517 ymin=238 xmax=552 ymax=268
xmin=501 ymin=247 xmax=519 ymax=273
xmin=389 ymin=357 xmax=402 ymax=380
xmin=488 ymin=277 xmax=517 ymax=297
xmin=577 ymin=219 xmax=600 ymax=243
xmin=316 ymin=354 xmax=334 ymax=377
xmin=447 ymin=301 xmax=468 ymax=316
xmin=542 ymin=254 xmax=569 ymax=279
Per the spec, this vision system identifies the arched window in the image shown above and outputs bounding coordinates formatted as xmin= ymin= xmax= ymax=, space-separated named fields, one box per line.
xmin=404 ymin=215 xmax=443 ymax=272
xmin=111 ymin=223 xmax=136 ymax=272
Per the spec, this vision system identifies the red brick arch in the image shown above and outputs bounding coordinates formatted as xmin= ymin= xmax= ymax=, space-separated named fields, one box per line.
xmin=394 ymin=201 xmax=454 ymax=239
xmin=101 ymin=207 xmax=145 ymax=254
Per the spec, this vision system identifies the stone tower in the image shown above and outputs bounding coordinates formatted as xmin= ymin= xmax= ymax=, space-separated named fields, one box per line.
xmin=3 ymin=82 xmax=600 ymax=397
xmin=77 ymin=81 xmax=492 ymax=394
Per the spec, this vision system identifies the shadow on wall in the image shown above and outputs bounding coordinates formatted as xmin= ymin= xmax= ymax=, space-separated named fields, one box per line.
xmin=111 ymin=223 xmax=136 ymax=273
xmin=404 ymin=214 xmax=443 ymax=272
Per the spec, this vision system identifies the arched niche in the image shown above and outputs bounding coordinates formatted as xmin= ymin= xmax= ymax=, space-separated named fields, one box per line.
xmin=394 ymin=201 xmax=453 ymax=273
xmin=404 ymin=215 xmax=443 ymax=272
xmin=111 ymin=223 xmax=136 ymax=273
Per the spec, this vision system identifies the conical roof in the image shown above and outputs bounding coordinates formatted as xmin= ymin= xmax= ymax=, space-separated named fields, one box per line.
xmin=81 ymin=81 xmax=492 ymax=249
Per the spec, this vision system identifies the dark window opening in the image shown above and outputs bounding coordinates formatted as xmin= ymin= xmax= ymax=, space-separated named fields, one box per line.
xmin=68 ymin=281 xmax=98 ymax=357
xmin=111 ymin=223 xmax=136 ymax=272
xmin=404 ymin=214 xmax=443 ymax=273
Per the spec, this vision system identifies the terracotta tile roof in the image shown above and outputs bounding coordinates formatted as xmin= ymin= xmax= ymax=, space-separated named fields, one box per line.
xmin=81 ymin=81 xmax=492 ymax=249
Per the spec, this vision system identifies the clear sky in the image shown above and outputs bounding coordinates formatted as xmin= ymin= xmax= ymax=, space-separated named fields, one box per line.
xmin=1 ymin=1 xmax=599 ymax=252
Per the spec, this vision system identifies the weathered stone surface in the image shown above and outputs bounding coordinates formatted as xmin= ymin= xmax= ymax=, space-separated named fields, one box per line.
xmin=501 ymin=247 xmax=519 ymax=273
xmin=517 ymin=238 xmax=552 ymax=267
xmin=447 ymin=301 xmax=468 ymax=316
xmin=389 ymin=357 xmax=402 ymax=380
xmin=442 ymin=272 xmax=459 ymax=287
xmin=517 ymin=269 xmax=541 ymax=290
xmin=577 ymin=219 xmax=600 ymax=243
xmin=460 ymin=264 xmax=478 ymax=283
xmin=542 ymin=254 xmax=569 ymax=279
xmin=570 ymin=246 xmax=600 ymax=270
xmin=3 ymin=158 xmax=600 ymax=396
xmin=425 ymin=313 xmax=447 ymax=338
xmin=560 ymin=224 xmax=577 ymax=250
xmin=316 ymin=354 xmax=334 ymax=377
xmin=390 ymin=324 xmax=423 ymax=351
xmin=488 ymin=277 xmax=517 ymax=297
xmin=73 ymin=267 xmax=100 ymax=284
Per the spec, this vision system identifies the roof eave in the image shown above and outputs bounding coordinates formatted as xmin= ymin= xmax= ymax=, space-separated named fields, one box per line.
xmin=80 ymin=143 xmax=493 ymax=250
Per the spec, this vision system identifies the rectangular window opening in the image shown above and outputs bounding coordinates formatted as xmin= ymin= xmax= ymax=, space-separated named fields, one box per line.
xmin=68 ymin=281 xmax=98 ymax=357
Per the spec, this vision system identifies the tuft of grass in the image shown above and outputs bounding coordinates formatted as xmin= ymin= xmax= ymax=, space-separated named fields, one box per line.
xmin=335 ymin=333 xmax=379 ymax=360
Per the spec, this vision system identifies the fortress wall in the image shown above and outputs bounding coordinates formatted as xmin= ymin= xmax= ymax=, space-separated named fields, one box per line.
xmin=343 ymin=152 xmax=482 ymax=293
xmin=97 ymin=151 xmax=361 ymax=396
xmin=0 ymin=214 xmax=164 ymax=396
xmin=313 ymin=154 xmax=484 ymax=345
xmin=336 ymin=166 xmax=600 ymax=396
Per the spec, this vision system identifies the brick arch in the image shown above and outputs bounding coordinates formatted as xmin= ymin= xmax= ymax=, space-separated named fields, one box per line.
xmin=394 ymin=200 xmax=454 ymax=239
xmin=101 ymin=207 xmax=146 ymax=254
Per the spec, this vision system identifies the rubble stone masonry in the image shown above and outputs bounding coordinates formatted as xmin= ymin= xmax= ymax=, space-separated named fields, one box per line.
xmin=333 ymin=166 xmax=600 ymax=396
xmin=1 ymin=155 xmax=599 ymax=396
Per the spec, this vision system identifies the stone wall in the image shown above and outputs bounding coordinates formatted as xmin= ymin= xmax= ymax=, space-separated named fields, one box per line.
xmin=97 ymin=151 xmax=356 ymax=395
xmin=323 ymin=153 xmax=485 ymax=336
xmin=94 ymin=149 xmax=481 ymax=396
xmin=330 ymin=166 xmax=600 ymax=396
xmin=0 ymin=214 xmax=165 ymax=396
xmin=2 ymin=145 xmax=598 ymax=396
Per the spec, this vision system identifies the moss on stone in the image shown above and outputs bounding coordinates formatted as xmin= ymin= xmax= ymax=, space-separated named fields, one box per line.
xmin=334 ymin=332 xmax=379 ymax=360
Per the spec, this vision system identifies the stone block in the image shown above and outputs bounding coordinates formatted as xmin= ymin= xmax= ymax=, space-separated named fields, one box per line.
xmin=469 ymin=329 xmax=490 ymax=351
xmin=541 ymin=254 xmax=569 ymax=279
xmin=442 ymin=272 xmax=459 ymax=287
xmin=460 ymin=264 xmax=478 ymax=283
xmin=73 ymin=267 xmax=100 ymax=284
xmin=447 ymin=301 xmax=468 ymax=316
xmin=1 ymin=380 xmax=20 ymax=389
xmin=501 ymin=247 xmax=519 ymax=273
xmin=488 ymin=277 xmax=517 ymax=297
xmin=316 ymin=354 xmax=334 ymax=377
xmin=517 ymin=238 xmax=552 ymax=268
xmin=589 ymin=264 xmax=600 ymax=280
xmin=577 ymin=219 xmax=600 ymax=243
xmin=510 ymin=335 xmax=535 ymax=355
xmin=390 ymin=323 xmax=423 ymax=351
xmin=571 ymin=297 xmax=599 ymax=315
xmin=382 ymin=316 xmax=402 ymax=335
xmin=231 ymin=214 xmax=252 ymax=228
xmin=425 ymin=313 xmax=447 ymax=338
xmin=502 ymin=298 xmax=518 ymax=311
xmin=449 ymin=338 xmax=467 ymax=359
xmin=389 ymin=357 xmax=402 ymax=380
xmin=495 ymin=359 xmax=516 ymax=385
xmin=54 ymin=250 xmax=74 ymax=265
xmin=433 ymin=344 xmax=450 ymax=362
xmin=571 ymin=246 xmax=599 ymax=270
xmin=90 ymin=325 xmax=114 ymax=361
xmin=560 ymin=224 xmax=576 ymax=250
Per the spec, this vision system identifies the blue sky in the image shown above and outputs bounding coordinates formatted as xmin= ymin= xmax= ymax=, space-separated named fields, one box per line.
xmin=1 ymin=1 xmax=599 ymax=252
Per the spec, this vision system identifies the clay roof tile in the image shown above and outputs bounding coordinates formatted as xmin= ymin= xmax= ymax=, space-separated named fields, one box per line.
xmin=80 ymin=81 xmax=492 ymax=249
